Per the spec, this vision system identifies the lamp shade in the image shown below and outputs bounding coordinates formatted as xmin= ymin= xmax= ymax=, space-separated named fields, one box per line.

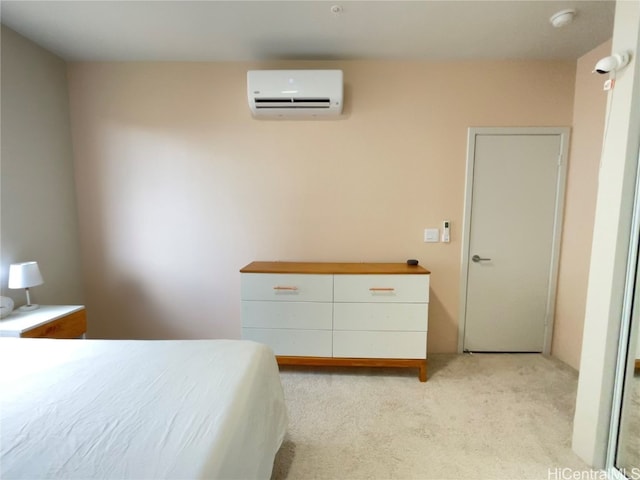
xmin=8 ymin=262 xmax=44 ymax=289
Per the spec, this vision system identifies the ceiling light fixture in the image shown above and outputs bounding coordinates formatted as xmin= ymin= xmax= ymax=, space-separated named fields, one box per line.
xmin=550 ymin=9 xmax=576 ymax=28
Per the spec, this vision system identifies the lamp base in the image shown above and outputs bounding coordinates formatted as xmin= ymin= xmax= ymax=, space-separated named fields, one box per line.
xmin=18 ymin=304 xmax=40 ymax=312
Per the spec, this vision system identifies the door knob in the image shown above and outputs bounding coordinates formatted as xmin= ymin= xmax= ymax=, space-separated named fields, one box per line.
xmin=471 ymin=254 xmax=492 ymax=263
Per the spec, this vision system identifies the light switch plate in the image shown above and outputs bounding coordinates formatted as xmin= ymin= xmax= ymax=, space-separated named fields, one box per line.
xmin=424 ymin=228 xmax=439 ymax=243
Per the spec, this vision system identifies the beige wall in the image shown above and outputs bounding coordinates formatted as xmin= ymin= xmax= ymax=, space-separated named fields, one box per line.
xmin=552 ymin=40 xmax=612 ymax=370
xmin=67 ymin=60 xmax=575 ymax=349
xmin=0 ymin=26 xmax=84 ymax=307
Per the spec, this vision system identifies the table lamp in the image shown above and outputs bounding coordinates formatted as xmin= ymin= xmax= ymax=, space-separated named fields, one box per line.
xmin=8 ymin=261 xmax=44 ymax=311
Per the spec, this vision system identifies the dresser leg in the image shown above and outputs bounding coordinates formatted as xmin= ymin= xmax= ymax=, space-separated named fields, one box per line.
xmin=419 ymin=360 xmax=427 ymax=382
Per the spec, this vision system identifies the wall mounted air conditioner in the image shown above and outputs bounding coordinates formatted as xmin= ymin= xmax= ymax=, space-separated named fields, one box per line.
xmin=247 ymin=70 xmax=343 ymax=119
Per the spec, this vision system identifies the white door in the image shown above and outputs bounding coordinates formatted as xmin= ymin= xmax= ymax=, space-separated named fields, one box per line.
xmin=461 ymin=128 xmax=568 ymax=353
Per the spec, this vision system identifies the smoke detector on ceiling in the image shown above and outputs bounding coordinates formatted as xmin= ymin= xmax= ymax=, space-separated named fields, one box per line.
xmin=550 ymin=9 xmax=576 ymax=28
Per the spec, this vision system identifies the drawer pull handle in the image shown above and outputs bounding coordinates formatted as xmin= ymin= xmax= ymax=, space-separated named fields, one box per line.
xmin=273 ymin=286 xmax=298 ymax=291
xmin=369 ymin=287 xmax=395 ymax=292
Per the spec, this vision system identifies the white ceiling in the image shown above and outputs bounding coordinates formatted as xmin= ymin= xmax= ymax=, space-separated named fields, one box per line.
xmin=0 ymin=1 xmax=615 ymax=62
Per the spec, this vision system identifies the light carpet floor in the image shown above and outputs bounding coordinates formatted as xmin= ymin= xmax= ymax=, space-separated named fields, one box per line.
xmin=271 ymin=353 xmax=591 ymax=480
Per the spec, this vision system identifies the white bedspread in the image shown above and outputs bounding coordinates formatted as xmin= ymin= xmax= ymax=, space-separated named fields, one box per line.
xmin=0 ymin=339 xmax=287 ymax=479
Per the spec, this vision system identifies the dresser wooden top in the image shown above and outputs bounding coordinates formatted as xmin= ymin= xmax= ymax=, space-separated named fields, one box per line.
xmin=240 ymin=261 xmax=430 ymax=275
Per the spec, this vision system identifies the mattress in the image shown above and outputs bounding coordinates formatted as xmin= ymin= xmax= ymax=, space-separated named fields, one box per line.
xmin=0 ymin=339 xmax=287 ymax=479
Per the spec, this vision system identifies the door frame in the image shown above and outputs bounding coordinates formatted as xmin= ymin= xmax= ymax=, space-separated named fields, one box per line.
xmin=605 ymin=147 xmax=640 ymax=479
xmin=457 ymin=127 xmax=571 ymax=354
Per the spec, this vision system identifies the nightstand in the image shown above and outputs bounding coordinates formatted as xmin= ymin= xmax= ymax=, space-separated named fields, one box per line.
xmin=0 ymin=305 xmax=86 ymax=338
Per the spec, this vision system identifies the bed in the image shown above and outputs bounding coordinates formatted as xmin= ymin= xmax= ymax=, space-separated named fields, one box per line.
xmin=0 ymin=339 xmax=287 ymax=479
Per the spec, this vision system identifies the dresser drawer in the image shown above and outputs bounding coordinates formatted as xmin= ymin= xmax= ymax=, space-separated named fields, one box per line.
xmin=333 ymin=331 xmax=427 ymax=359
xmin=242 ymin=301 xmax=332 ymax=330
xmin=333 ymin=275 xmax=429 ymax=303
xmin=241 ymin=273 xmax=333 ymax=302
xmin=242 ymin=328 xmax=332 ymax=357
xmin=22 ymin=310 xmax=86 ymax=339
xmin=334 ymin=303 xmax=427 ymax=332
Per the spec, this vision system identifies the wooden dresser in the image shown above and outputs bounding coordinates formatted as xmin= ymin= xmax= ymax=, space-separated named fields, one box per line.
xmin=0 ymin=305 xmax=86 ymax=338
xmin=240 ymin=262 xmax=430 ymax=381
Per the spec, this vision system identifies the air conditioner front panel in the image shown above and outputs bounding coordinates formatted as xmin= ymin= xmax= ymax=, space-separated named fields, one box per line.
xmin=247 ymin=70 xmax=343 ymax=118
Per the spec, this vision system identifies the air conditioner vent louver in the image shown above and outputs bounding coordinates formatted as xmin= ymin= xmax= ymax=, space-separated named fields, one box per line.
xmin=247 ymin=70 xmax=343 ymax=119
xmin=255 ymin=98 xmax=331 ymax=109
